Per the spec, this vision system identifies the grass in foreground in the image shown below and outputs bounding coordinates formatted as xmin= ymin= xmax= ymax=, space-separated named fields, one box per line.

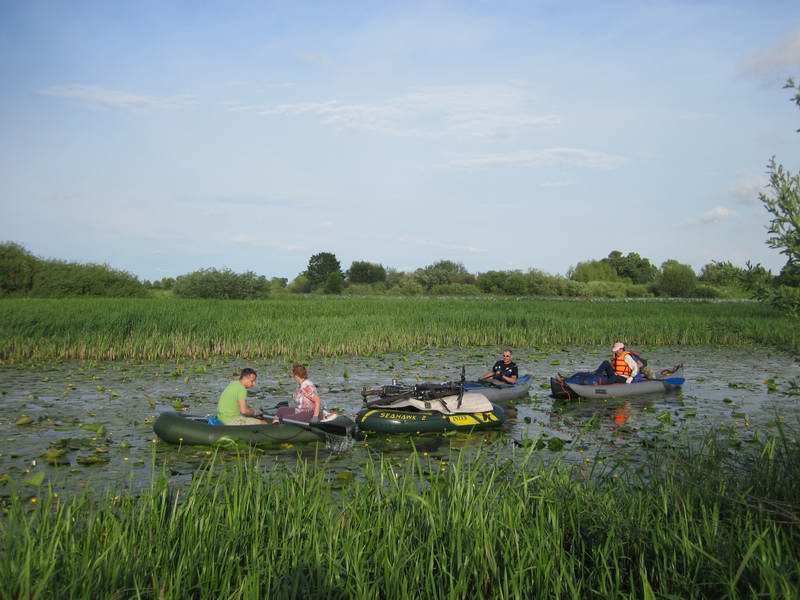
xmin=0 ymin=296 xmax=798 ymax=361
xmin=2 ymin=432 xmax=799 ymax=599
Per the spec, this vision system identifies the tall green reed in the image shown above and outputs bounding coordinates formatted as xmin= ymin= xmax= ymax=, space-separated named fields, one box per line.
xmin=2 ymin=433 xmax=799 ymax=599
xmin=0 ymin=296 xmax=797 ymax=362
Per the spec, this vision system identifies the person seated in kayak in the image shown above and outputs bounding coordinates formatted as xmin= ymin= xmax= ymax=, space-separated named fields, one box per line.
xmin=482 ymin=349 xmax=519 ymax=384
xmin=274 ymin=364 xmax=331 ymax=424
xmin=217 ymin=368 xmax=264 ymax=425
xmin=594 ymin=342 xmax=640 ymax=384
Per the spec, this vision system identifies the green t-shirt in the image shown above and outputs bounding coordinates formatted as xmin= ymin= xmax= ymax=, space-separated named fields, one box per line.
xmin=218 ymin=381 xmax=247 ymax=423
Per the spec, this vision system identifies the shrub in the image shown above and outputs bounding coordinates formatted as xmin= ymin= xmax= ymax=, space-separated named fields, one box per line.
xmin=429 ymin=283 xmax=483 ymax=296
xmin=324 ymin=271 xmax=344 ymax=295
xmin=693 ymin=284 xmax=722 ymax=299
xmin=173 ymin=268 xmax=269 ymax=300
xmin=288 ymin=275 xmax=311 ymax=294
xmin=31 ymin=261 xmax=146 ymax=297
xmin=0 ymin=242 xmax=37 ymax=295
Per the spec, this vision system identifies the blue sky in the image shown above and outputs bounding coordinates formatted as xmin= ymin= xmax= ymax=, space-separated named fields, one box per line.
xmin=1 ymin=1 xmax=799 ymax=280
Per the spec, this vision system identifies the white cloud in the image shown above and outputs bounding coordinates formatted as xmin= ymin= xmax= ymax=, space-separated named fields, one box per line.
xmin=690 ymin=206 xmax=737 ymax=226
xmin=740 ymin=29 xmax=800 ymax=80
xmin=40 ymin=84 xmax=193 ymax=110
xmin=244 ymin=83 xmax=559 ymax=138
xmin=730 ymin=175 xmax=768 ymax=205
xmin=449 ymin=148 xmax=627 ymax=170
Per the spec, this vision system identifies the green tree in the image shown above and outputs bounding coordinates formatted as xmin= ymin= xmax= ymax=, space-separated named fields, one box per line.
xmin=604 ymin=251 xmax=658 ymax=284
xmin=347 ymin=261 xmax=386 ymax=284
xmin=288 ymin=274 xmax=312 ymax=294
xmin=748 ymin=79 xmax=800 ymax=315
xmin=305 ymin=252 xmax=342 ymax=289
xmin=651 ymin=260 xmax=697 ymax=297
xmin=569 ymin=260 xmax=619 ymax=282
xmin=699 ymin=261 xmax=746 ymax=287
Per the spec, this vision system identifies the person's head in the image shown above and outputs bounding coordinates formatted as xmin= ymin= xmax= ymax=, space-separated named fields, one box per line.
xmin=611 ymin=342 xmax=625 ymax=355
xmin=239 ymin=367 xmax=257 ymax=388
xmin=502 ymin=349 xmax=513 ymax=364
xmin=292 ymin=364 xmax=308 ymax=383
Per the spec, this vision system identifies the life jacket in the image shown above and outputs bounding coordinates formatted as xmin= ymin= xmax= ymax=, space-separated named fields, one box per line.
xmin=612 ymin=351 xmax=633 ymax=377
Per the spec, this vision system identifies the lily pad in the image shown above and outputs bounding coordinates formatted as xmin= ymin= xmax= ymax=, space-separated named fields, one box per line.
xmin=24 ymin=472 xmax=45 ymax=487
xmin=76 ymin=454 xmax=110 ymax=466
xmin=15 ymin=415 xmax=33 ymax=426
xmin=547 ymin=437 xmax=565 ymax=451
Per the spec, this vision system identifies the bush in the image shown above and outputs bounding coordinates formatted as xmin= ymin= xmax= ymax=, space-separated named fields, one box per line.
xmin=288 ymin=275 xmax=311 ymax=294
xmin=173 ymin=268 xmax=269 ymax=300
xmin=30 ymin=261 xmax=147 ymax=297
xmin=324 ymin=271 xmax=344 ymax=295
xmin=0 ymin=242 xmax=37 ymax=295
xmin=415 ymin=260 xmax=475 ymax=291
xmin=692 ymin=284 xmax=722 ymax=299
xmin=624 ymin=284 xmax=653 ymax=298
xmin=429 ymin=283 xmax=483 ymax=296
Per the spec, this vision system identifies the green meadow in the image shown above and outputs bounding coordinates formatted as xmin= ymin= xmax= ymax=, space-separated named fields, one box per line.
xmin=0 ymin=296 xmax=797 ymax=362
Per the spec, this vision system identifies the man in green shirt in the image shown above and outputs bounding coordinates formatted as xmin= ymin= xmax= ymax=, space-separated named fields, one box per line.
xmin=217 ymin=368 xmax=263 ymax=425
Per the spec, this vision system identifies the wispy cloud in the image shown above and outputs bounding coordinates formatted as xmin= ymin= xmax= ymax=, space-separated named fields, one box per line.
xmin=240 ymin=83 xmax=559 ymax=138
xmin=689 ymin=206 xmax=737 ymax=226
xmin=739 ymin=29 xmax=800 ymax=81
xmin=40 ymin=84 xmax=193 ymax=110
xmin=730 ymin=175 xmax=768 ymax=205
xmin=449 ymin=148 xmax=627 ymax=170
xmin=391 ymin=235 xmax=487 ymax=254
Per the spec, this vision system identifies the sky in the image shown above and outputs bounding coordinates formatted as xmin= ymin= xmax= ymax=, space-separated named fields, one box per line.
xmin=1 ymin=1 xmax=799 ymax=281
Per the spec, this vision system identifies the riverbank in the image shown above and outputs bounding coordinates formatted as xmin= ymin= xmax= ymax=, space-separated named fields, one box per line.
xmin=1 ymin=296 xmax=797 ymax=362
xmin=3 ymin=431 xmax=799 ymax=599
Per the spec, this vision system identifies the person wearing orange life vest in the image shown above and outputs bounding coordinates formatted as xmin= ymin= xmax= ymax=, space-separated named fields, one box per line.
xmin=594 ymin=342 xmax=640 ymax=384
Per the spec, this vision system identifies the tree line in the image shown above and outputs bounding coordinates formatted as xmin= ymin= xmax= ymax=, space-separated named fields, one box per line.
xmin=0 ymin=241 xmax=781 ymax=301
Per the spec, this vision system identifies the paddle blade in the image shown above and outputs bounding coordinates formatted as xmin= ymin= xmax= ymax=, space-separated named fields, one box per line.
xmin=662 ymin=377 xmax=685 ymax=385
xmin=282 ymin=416 xmax=354 ymax=437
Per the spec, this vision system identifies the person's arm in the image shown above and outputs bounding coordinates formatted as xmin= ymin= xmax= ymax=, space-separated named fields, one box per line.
xmin=238 ymin=398 xmax=259 ymax=417
xmin=303 ymin=384 xmax=322 ymax=420
xmin=482 ymin=371 xmax=494 ymax=379
xmin=624 ymin=354 xmax=639 ymax=383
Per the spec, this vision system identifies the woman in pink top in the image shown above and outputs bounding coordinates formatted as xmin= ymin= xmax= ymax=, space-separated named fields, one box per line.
xmin=275 ymin=364 xmax=323 ymax=423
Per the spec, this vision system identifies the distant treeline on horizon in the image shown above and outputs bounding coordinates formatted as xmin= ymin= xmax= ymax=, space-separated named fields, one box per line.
xmin=0 ymin=241 xmax=786 ymax=301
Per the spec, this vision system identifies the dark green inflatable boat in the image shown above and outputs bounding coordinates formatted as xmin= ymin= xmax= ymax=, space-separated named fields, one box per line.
xmin=153 ymin=412 xmax=355 ymax=447
xmin=356 ymin=403 xmax=505 ymax=434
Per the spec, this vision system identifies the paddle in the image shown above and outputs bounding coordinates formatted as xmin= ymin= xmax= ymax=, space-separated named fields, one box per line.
xmin=659 ymin=377 xmax=685 ymax=385
xmin=281 ymin=416 xmax=353 ymax=437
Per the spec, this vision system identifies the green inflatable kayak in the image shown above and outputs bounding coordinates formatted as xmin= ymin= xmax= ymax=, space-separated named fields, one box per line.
xmin=153 ymin=412 xmax=355 ymax=447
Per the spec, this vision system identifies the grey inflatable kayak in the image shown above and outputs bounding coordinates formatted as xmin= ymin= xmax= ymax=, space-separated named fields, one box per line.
xmin=463 ymin=374 xmax=531 ymax=403
xmin=550 ymin=369 xmax=683 ymax=400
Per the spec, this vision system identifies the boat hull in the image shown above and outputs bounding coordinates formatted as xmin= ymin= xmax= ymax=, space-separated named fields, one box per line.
xmin=153 ymin=412 xmax=353 ymax=447
xmin=463 ymin=374 xmax=531 ymax=403
xmin=356 ymin=404 xmax=506 ymax=434
xmin=550 ymin=377 xmax=682 ymax=400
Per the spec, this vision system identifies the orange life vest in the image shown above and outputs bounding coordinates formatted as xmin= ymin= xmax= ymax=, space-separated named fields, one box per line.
xmin=612 ymin=351 xmax=633 ymax=377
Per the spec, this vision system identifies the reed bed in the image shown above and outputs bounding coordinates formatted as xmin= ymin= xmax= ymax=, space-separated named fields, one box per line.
xmin=2 ymin=433 xmax=799 ymax=599
xmin=0 ymin=296 xmax=797 ymax=362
